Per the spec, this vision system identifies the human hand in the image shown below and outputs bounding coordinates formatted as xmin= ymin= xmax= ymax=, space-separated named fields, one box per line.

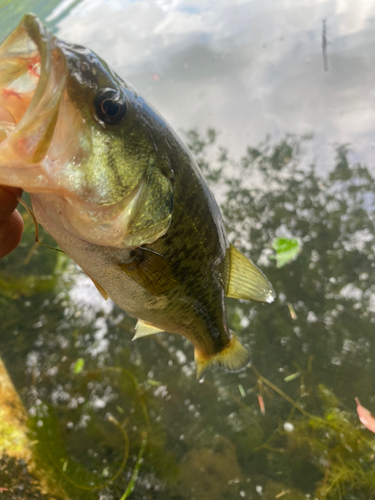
xmin=0 ymin=186 xmax=24 ymax=259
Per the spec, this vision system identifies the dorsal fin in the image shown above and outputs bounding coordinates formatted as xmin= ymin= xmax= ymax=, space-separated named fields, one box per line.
xmin=133 ymin=320 xmax=164 ymax=340
xmin=225 ymin=244 xmax=275 ymax=303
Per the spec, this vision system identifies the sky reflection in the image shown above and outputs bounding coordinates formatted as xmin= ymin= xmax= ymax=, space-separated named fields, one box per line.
xmin=44 ymin=0 xmax=375 ymax=172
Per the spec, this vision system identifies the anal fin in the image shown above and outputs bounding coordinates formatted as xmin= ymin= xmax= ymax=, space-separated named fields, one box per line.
xmin=225 ymin=244 xmax=275 ymax=303
xmin=133 ymin=320 xmax=165 ymax=340
xmin=194 ymin=332 xmax=250 ymax=380
xmin=90 ymin=277 xmax=109 ymax=300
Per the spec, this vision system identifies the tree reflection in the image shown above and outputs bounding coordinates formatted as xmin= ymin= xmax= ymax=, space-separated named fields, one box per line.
xmin=187 ymin=130 xmax=375 ymax=498
xmin=212 ymin=134 xmax=375 ymax=396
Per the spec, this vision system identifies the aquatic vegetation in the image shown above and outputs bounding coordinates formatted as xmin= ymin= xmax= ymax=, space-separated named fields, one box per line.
xmin=248 ymin=367 xmax=375 ymax=499
xmin=0 ymin=357 xmax=70 ymax=499
xmin=25 ymin=362 xmax=178 ymax=499
xmin=29 ymin=406 xmax=131 ymax=499
xmin=119 ymin=437 xmax=147 ymax=500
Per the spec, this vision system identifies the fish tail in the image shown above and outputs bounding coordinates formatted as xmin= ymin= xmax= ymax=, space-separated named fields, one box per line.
xmin=194 ymin=332 xmax=250 ymax=380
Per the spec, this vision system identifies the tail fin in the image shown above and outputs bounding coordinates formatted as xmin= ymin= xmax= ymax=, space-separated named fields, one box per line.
xmin=194 ymin=333 xmax=250 ymax=380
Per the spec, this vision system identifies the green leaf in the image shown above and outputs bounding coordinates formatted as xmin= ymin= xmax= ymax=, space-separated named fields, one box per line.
xmin=73 ymin=358 xmax=85 ymax=374
xmin=272 ymin=238 xmax=301 ymax=268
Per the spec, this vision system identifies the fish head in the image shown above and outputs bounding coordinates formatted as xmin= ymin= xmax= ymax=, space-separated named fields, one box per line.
xmin=0 ymin=14 xmax=174 ymax=248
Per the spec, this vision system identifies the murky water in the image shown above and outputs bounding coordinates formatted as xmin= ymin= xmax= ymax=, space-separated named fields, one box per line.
xmin=1 ymin=1 xmax=375 ymax=499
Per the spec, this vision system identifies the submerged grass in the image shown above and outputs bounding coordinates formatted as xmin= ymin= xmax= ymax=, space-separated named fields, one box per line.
xmin=244 ymin=366 xmax=375 ymax=499
xmin=28 ymin=376 xmax=150 ymax=499
xmin=29 ymin=408 xmax=127 ymax=496
xmin=119 ymin=436 xmax=147 ymax=500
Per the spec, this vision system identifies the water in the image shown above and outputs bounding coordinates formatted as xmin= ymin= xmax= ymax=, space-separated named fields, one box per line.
xmin=0 ymin=2 xmax=375 ymax=499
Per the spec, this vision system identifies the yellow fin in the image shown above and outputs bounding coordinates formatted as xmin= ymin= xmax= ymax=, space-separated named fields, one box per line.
xmin=133 ymin=320 xmax=164 ymax=340
xmin=119 ymin=247 xmax=178 ymax=296
xmin=225 ymin=244 xmax=275 ymax=303
xmin=194 ymin=333 xmax=250 ymax=380
xmin=90 ymin=277 xmax=109 ymax=300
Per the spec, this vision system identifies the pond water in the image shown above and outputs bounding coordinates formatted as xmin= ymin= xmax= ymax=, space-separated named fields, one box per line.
xmin=0 ymin=1 xmax=375 ymax=499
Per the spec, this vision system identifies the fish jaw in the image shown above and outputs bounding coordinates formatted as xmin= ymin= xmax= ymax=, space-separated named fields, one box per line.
xmin=0 ymin=15 xmax=174 ymax=249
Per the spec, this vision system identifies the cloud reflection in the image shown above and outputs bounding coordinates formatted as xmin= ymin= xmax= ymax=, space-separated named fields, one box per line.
xmin=54 ymin=0 xmax=375 ymax=171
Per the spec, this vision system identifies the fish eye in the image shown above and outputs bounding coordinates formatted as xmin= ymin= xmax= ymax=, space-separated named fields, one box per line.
xmin=94 ymin=87 xmax=127 ymax=125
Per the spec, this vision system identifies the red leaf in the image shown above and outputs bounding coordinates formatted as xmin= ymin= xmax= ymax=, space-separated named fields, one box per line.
xmin=355 ymin=397 xmax=375 ymax=433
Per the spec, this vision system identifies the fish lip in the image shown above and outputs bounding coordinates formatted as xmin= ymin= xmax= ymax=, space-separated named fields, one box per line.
xmin=16 ymin=13 xmax=58 ymax=128
xmin=22 ymin=13 xmax=49 ymax=55
xmin=14 ymin=14 xmax=53 ymax=119
xmin=0 ymin=13 xmax=68 ymax=172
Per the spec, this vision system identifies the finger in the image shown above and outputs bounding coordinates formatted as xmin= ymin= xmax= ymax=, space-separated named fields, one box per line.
xmin=0 ymin=186 xmax=23 ymax=222
xmin=0 ymin=210 xmax=24 ymax=258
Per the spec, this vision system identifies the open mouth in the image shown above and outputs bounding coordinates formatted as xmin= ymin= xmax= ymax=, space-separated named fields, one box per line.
xmin=0 ymin=24 xmax=40 ymax=134
xmin=0 ymin=15 xmax=44 ymax=142
xmin=0 ymin=14 xmax=66 ymax=167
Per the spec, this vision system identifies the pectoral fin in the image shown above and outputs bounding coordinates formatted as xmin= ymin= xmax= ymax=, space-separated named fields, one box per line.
xmin=225 ymin=244 xmax=275 ymax=303
xmin=119 ymin=247 xmax=179 ymax=296
xmin=133 ymin=320 xmax=164 ymax=340
xmin=194 ymin=332 xmax=250 ymax=380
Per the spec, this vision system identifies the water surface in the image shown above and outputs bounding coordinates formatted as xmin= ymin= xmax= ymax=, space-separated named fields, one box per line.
xmin=0 ymin=1 xmax=375 ymax=499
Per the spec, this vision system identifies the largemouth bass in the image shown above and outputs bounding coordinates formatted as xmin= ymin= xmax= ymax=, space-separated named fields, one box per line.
xmin=0 ymin=14 xmax=275 ymax=378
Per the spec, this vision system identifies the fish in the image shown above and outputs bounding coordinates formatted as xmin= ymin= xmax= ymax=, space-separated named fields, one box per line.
xmin=0 ymin=14 xmax=275 ymax=379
